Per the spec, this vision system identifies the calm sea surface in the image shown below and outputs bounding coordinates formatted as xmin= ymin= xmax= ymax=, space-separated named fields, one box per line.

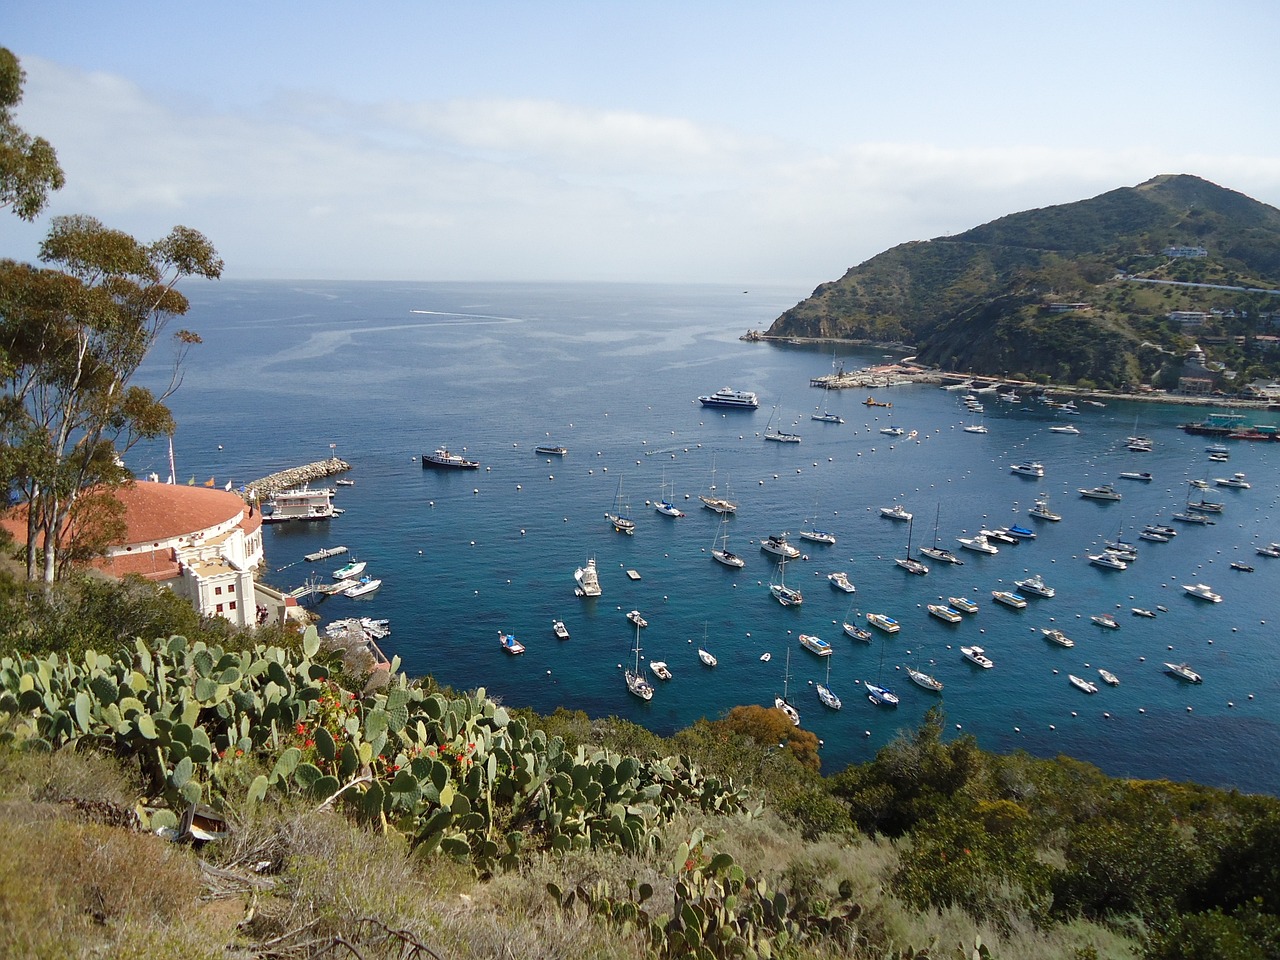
xmin=133 ymin=280 xmax=1280 ymax=793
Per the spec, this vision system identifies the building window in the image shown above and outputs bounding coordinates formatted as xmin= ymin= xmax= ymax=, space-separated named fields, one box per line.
xmin=216 ymin=603 xmax=224 ymax=613
xmin=215 ymin=586 xmax=223 ymax=595
xmin=229 ymin=601 xmax=237 ymax=610
xmin=228 ymin=583 xmax=235 ymax=594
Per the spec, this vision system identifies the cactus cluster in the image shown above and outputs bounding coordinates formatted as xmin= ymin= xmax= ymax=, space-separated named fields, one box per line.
xmin=547 ymin=826 xmax=865 ymax=959
xmin=0 ymin=628 xmax=753 ymax=864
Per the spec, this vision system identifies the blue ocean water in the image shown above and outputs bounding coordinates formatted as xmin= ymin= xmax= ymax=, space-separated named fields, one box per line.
xmin=133 ymin=280 xmax=1280 ymax=793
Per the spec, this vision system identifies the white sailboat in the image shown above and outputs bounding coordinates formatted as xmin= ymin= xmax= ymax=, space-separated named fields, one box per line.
xmin=865 ymin=627 xmax=900 ymax=707
xmin=697 ymin=623 xmax=717 ymax=666
xmin=769 ymin=556 xmax=803 ymax=606
xmin=654 ymin=469 xmax=685 ymax=517
xmin=710 ymin=513 xmax=745 ymax=568
xmin=606 ymin=475 xmax=636 ymax=535
xmin=774 ymin=649 xmax=800 ymax=725
xmin=894 ymin=515 xmax=929 ymax=575
xmin=625 ymin=622 xmax=654 ymax=701
xmin=798 ymin=494 xmax=837 ymax=545
xmin=763 ymin=403 xmax=802 ymax=443
xmin=698 ymin=456 xmax=737 ymax=514
xmin=919 ymin=505 xmax=963 ymax=565
xmin=816 ymin=656 xmax=842 ymax=710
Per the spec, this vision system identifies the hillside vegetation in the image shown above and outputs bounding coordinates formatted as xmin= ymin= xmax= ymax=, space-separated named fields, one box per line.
xmin=2 ymin=574 xmax=1280 ymax=959
xmin=768 ymin=175 xmax=1280 ymax=388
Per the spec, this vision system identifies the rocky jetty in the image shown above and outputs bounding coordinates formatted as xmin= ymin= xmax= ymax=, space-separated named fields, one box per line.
xmin=244 ymin=457 xmax=350 ymax=500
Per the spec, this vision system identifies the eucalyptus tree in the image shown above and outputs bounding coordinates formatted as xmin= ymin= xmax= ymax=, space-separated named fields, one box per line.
xmin=0 ymin=47 xmax=65 ymax=220
xmin=0 ymin=48 xmax=222 ymax=581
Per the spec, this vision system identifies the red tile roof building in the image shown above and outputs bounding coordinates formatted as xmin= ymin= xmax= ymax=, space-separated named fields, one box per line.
xmin=3 ymin=481 xmax=269 ymax=629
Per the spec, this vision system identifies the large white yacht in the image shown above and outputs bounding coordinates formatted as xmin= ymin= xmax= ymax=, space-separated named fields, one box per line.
xmin=697 ymin=387 xmax=760 ymax=409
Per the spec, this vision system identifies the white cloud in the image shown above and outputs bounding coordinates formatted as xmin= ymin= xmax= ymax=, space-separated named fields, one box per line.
xmin=7 ymin=56 xmax=1280 ymax=286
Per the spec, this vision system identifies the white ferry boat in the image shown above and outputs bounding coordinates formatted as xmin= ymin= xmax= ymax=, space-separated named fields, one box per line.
xmin=991 ymin=590 xmax=1027 ymax=609
xmin=928 ymin=604 xmax=962 ymax=623
xmin=262 ymin=485 xmax=339 ymax=523
xmin=947 ymin=596 xmax=979 ymax=614
xmin=697 ymin=387 xmax=760 ymax=410
xmin=866 ymin=612 xmax=900 ymax=633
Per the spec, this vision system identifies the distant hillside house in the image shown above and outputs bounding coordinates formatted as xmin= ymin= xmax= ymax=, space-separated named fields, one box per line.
xmin=1164 ymin=245 xmax=1208 ymax=258
xmin=1 ymin=481 xmax=286 ymax=629
xmin=1047 ymin=302 xmax=1091 ymax=313
xmin=1178 ymin=376 xmax=1215 ymax=395
xmin=1170 ymin=311 xmax=1210 ymax=326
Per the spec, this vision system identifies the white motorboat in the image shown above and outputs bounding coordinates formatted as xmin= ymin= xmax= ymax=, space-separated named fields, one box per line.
xmin=1068 ymin=674 xmax=1098 ymax=694
xmin=947 ymin=596 xmax=979 ymax=613
xmin=799 ymin=634 xmax=833 ymax=657
xmin=1258 ymin=543 xmax=1280 ymax=558
xmin=1004 ymin=524 xmax=1037 ymax=540
xmin=535 ymin=444 xmax=568 ymax=456
xmin=343 ymin=577 xmax=382 ymax=598
xmin=880 ymin=504 xmax=912 ymax=521
xmin=331 ymin=560 xmax=367 ymax=580
xmin=1182 ymin=583 xmax=1222 ymax=603
xmin=962 ymin=645 xmax=994 ymax=668
xmin=760 ymin=533 xmax=801 ymax=559
xmin=1208 ymin=451 xmax=1230 ymax=462
xmin=1010 ymin=461 xmax=1045 ymax=477
xmin=957 ymin=534 xmax=999 ymax=555
xmin=827 ymin=571 xmax=856 ymax=593
xmin=1145 ymin=524 xmax=1177 ymax=537
xmin=649 ymin=661 xmax=672 ymax=681
xmin=928 ymin=604 xmax=962 ymax=623
xmin=1119 ymin=471 xmax=1154 ymax=482
xmin=625 ymin=624 xmax=654 ymax=701
xmin=626 ymin=609 xmax=649 ymax=628
xmin=422 ymin=446 xmax=480 ymax=470
xmin=991 ymin=590 xmax=1026 ymax=609
xmin=1164 ymin=662 xmax=1202 ymax=683
xmin=907 ymin=667 xmax=944 ymax=692
xmin=1215 ymin=472 xmax=1250 ymax=488
xmin=697 ymin=386 xmax=760 ymax=409
xmin=1187 ymin=498 xmax=1224 ymax=514
xmin=1049 ymin=424 xmax=1080 ymax=434
xmin=866 ymin=612 xmax=900 ymax=633
xmin=879 ymin=426 xmax=905 ymax=437
xmin=1098 ymin=668 xmax=1120 ymax=686
xmin=1131 ymin=608 xmax=1157 ymax=618
xmin=811 ymin=411 xmax=844 ymax=424
xmin=1079 ymin=484 xmax=1122 ymax=501
xmin=769 ymin=557 xmax=803 ymax=607
xmin=552 ymin=620 xmax=570 ymax=639
xmin=1028 ymin=497 xmax=1062 ymax=521
xmin=574 ymin=558 xmax=602 ymax=597
xmin=1089 ymin=553 xmax=1128 ymax=570
xmin=1091 ymin=613 xmax=1120 ymax=629
xmin=759 ymin=652 xmax=771 ymax=662
xmin=1042 ymin=628 xmax=1075 ymax=648
xmin=1138 ymin=529 xmax=1170 ymax=543
xmin=982 ymin=528 xmax=1019 ymax=546
xmin=498 ymin=631 xmax=525 ymax=655
xmin=963 ymin=422 xmax=989 ymax=434
xmin=1015 ymin=574 xmax=1055 ymax=598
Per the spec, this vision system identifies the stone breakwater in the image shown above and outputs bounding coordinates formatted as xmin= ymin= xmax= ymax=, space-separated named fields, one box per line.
xmin=243 ymin=458 xmax=350 ymax=500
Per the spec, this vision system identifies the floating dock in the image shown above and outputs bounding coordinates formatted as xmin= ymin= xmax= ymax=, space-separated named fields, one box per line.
xmin=304 ymin=546 xmax=349 ymax=562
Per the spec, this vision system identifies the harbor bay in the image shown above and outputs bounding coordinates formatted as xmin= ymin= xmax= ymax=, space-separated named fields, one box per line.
xmin=135 ymin=280 xmax=1280 ymax=794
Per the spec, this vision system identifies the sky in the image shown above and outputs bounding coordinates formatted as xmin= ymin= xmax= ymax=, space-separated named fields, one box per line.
xmin=3 ymin=1 xmax=1280 ymax=286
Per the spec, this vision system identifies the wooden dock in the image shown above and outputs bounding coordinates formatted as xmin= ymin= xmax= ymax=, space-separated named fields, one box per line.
xmin=304 ymin=546 xmax=348 ymax=562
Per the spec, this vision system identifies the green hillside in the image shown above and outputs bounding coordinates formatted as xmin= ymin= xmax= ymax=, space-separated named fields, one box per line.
xmin=768 ymin=175 xmax=1280 ymax=388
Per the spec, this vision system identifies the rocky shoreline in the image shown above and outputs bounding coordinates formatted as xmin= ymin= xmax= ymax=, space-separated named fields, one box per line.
xmin=242 ymin=457 xmax=351 ymax=501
